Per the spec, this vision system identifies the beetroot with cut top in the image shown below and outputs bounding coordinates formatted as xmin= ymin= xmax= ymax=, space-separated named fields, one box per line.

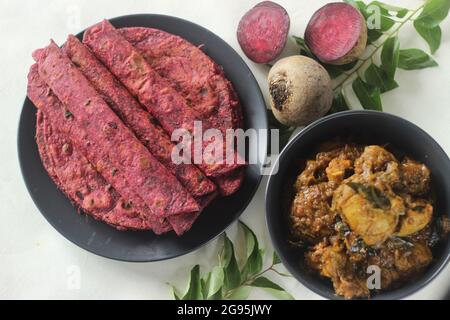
xmin=237 ymin=1 xmax=290 ymax=63
xmin=305 ymin=2 xmax=367 ymax=65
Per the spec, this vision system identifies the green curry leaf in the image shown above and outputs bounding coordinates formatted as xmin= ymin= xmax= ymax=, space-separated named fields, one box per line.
xmin=250 ymin=277 xmax=294 ymax=300
xmin=352 ymin=78 xmax=383 ymax=111
xmin=364 ymin=64 xmax=399 ymax=93
xmin=222 ymin=234 xmax=241 ymax=291
xmin=171 ymin=222 xmax=294 ymax=300
xmin=398 ymin=49 xmax=438 ymax=70
xmin=182 ymin=265 xmax=203 ymax=300
xmin=241 ymin=221 xmax=263 ymax=279
xmin=414 ymin=0 xmax=450 ymax=28
xmin=380 ymin=36 xmax=400 ymax=79
xmin=413 ymin=22 xmax=442 ymax=54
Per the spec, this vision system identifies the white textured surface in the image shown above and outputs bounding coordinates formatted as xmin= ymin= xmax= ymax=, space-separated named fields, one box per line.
xmin=0 ymin=0 xmax=449 ymax=300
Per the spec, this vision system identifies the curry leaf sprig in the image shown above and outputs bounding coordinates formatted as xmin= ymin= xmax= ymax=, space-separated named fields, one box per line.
xmin=292 ymin=0 xmax=450 ymax=114
xmin=170 ymin=221 xmax=293 ymax=300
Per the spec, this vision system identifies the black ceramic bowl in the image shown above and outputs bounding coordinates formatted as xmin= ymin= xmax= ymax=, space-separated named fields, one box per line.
xmin=18 ymin=14 xmax=267 ymax=262
xmin=266 ymin=110 xmax=450 ymax=300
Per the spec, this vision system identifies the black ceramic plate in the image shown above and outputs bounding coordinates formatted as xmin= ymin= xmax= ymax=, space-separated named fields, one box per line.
xmin=18 ymin=14 xmax=267 ymax=262
xmin=266 ymin=110 xmax=450 ymax=299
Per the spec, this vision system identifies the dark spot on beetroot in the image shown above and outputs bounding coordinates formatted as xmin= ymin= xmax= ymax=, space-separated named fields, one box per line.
xmin=269 ymin=78 xmax=290 ymax=111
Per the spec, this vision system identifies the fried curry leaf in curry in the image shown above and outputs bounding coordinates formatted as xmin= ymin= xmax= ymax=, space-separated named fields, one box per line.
xmin=347 ymin=182 xmax=391 ymax=209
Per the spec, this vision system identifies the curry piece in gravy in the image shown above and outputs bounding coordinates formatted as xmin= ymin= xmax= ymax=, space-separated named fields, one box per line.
xmin=290 ymin=142 xmax=447 ymax=299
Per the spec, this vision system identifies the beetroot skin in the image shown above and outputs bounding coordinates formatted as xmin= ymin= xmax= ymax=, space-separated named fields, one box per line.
xmin=305 ymin=2 xmax=367 ymax=65
xmin=237 ymin=1 xmax=290 ymax=63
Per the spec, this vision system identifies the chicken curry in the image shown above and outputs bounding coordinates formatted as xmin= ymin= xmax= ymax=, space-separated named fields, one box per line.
xmin=290 ymin=141 xmax=449 ymax=298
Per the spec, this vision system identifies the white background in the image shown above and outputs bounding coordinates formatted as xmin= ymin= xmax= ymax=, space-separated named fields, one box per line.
xmin=1 ymin=0 xmax=449 ymax=300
